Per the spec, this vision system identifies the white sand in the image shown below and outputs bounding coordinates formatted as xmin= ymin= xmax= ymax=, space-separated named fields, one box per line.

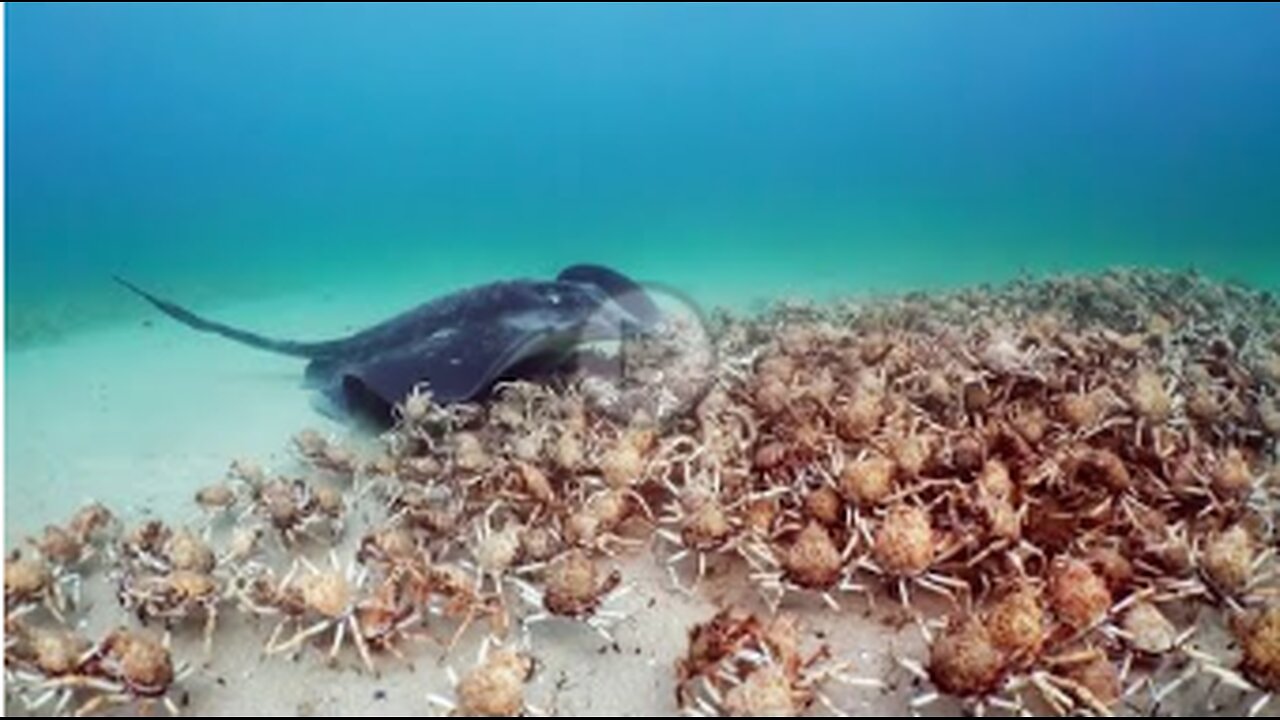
xmin=2 ymin=291 xmax=1245 ymax=717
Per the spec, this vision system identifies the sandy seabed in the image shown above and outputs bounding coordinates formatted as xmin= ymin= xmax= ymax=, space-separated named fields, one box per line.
xmin=5 ymin=269 xmax=1280 ymax=716
xmin=3 ymin=290 xmax=919 ymax=717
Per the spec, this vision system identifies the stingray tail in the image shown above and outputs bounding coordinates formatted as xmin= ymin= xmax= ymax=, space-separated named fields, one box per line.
xmin=114 ymin=276 xmax=337 ymax=359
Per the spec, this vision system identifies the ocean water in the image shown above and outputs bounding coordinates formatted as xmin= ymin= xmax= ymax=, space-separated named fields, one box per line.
xmin=7 ymin=3 xmax=1280 ymax=347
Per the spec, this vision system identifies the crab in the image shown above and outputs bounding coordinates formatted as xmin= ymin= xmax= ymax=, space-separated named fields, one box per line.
xmin=750 ymin=520 xmax=858 ymax=611
xmin=119 ymin=520 xmax=174 ymax=572
xmin=218 ymin=526 xmax=266 ymax=570
xmin=1058 ymin=387 xmax=1122 ymax=437
xmin=163 ymin=528 xmax=217 ymax=574
xmin=837 ymin=451 xmax=897 ymax=507
xmin=676 ymin=609 xmax=869 ymax=717
xmin=194 ymin=481 xmax=240 ymax=526
xmin=251 ymin=551 xmax=375 ymax=671
xmin=427 ymin=637 xmax=539 ymax=717
xmin=1036 ymin=647 xmax=1125 ymax=716
xmin=4 ymin=623 xmax=92 ymax=714
xmin=311 ymin=484 xmax=348 ymax=538
xmin=118 ymin=569 xmax=225 ymax=652
xmin=676 ymin=607 xmax=771 ymax=706
xmin=517 ymin=525 xmax=563 ymax=567
xmin=1112 ymin=599 xmax=1185 ymax=656
xmin=5 ymin=550 xmax=69 ymax=622
xmin=394 ymin=382 xmax=436 ymax=427
xmin=655 ymin=484 xmax=741 ymax=591
xmin=562 ymin=486 xmax=653 ymax=555
xmin=67 ymin=502 xmax=120 ymax=548
xmin=227 ymin=458 xmax=268 ymax=486
xmin=23 ymin=526 xmax=93 ymax=608
xmin=834 ymin=390 xmax=888 ymax=442
xmin=985 ymin=584 xmax=1049 ymax=666
xmin=38 ymin=627 xmax=191 ymax=716
xmin=1232 ymin=605 xmax=1280 ymax=711
xmin=445 ymin=431 xmax=492 ymax=474
xmin=465 ymin=506 xmax=537 ymax=596
xmin=1127 ymin=366 xmax=1177 ymax=432
xmin=597 ymin=431 xmax=652 ymax=489
xmin=406 ymin=561 xmax=506 ymax=652
xmin=1211 ymin=447 xmax=1256 ymax=500
xmin=357 ymin=525 xmax=424 ymax=572
xmin=351 ymin=573 xmax=425 ymax=665
xmin=1047 ymin=556 xmax=1113 ymax=633
xmin=246 ymin=477 xmax=309 ymax=543
xmin=247 ymin=477 xmax=343 ymax=545
xmin=919 ymin=616 xmax=1009 ymax=702
xmin=28 ymin=524 xmax=94 ymax=570
xmin=1200 ymin=523 xmax=1261 ymax=598
xmin=387 ymin=483 xmax=464 ymax=538
xmin=904 ymin=577 xmax=1127 ymax=716
xmin=517 ymin=549 xmax=626 ymax=641
xmin=233 ymin=563 xmax=304 ymax=620
xmin=293 ymin=428 xmax=359 ymax=476
xmin=1171 ymin=604 xmax=1280 ymax=716
xmin=857 ymin=503 xmax=968 ymax=608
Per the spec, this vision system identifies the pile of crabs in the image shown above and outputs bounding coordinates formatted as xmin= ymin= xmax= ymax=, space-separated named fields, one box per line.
xmin=6 ymin=267 xmax=1280 ymax=716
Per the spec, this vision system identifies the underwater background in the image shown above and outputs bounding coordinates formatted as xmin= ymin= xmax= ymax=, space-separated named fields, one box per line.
xmin=7 ymin=3 xmax=1280 ymax=346
xmin=7 ymin=7 xmax=1280 ymax=716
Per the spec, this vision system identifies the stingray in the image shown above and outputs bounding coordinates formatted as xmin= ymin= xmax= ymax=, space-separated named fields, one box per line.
xmin=116 ymin=264 xmax=662 ymax=427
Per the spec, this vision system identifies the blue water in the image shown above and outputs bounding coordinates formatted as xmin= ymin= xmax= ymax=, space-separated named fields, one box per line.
xmin=7 ymin=3 xmax=1280 ymax=345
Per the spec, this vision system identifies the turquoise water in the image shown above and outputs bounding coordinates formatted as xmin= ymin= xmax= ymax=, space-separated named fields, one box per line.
xmin=7 ymin=3 xmax=1280 ymax=345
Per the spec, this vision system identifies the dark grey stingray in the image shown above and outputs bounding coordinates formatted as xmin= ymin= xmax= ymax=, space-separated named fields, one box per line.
xmin=116 ymin=264 xmax=662 ymax=427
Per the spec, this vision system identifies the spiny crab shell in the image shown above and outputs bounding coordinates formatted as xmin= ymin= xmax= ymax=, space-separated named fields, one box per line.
xmin=455 ymin=648 xmax=535 ymax=717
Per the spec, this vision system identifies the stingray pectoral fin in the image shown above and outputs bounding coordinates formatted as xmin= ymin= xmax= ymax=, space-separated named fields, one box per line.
xmin=346 ymin=351 xmax=488 ymax=407
xmin=342 ymin=328 xmax=561 ymax=409
xmin=557 ymin=264 xmax=663 ymax=328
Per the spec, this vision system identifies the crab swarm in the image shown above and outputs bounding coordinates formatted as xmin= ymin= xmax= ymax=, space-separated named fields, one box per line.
xmin=5 ymin=268 xmax=1280 ymax=715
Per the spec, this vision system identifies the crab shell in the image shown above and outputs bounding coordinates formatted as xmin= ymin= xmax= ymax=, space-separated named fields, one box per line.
xmin=543 ymin=550 xmax=619 ymax=617
xmin=927 ymin=616 xmax=1007 ymax=697
xmin=97 ymin=630 xmax=175 ymax=696
xmin=456 ymin=649 xmax=533 ymax=716
xmin=872 ymin=504 xmax=936 ymax=577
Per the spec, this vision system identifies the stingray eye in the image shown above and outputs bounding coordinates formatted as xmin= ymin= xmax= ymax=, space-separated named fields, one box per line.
xmin=548 ymin=292 xmax=561 ymax=305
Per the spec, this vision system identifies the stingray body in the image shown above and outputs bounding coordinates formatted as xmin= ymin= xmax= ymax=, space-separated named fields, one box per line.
xmin=117 ymin=265 xmax=661 ymax=426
